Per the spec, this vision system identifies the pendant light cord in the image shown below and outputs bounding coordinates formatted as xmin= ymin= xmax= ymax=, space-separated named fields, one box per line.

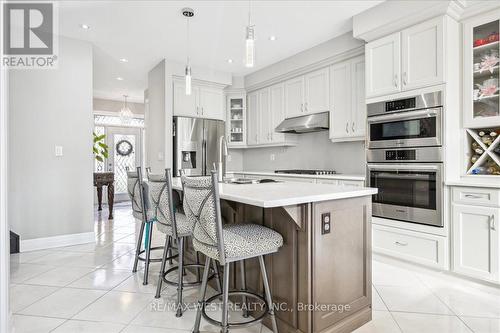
xmin=186 ymin=16 xmax=190 ymax=66
xmin=247 ymin=0 xmax=251 ymax=26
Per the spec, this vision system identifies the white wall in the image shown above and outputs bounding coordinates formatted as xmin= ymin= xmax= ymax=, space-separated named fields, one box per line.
xmin=145 ymin=60 xmax=167 ymax=171
xmin=8 ymin=37 xmax=94 ymax=244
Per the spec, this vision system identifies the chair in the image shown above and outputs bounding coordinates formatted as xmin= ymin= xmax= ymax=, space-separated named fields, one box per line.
xmin=127 ymin=167 xmax=164 ymax=285
xmin=182 ymin=171 xmax=283 ymax=333
xmin=149 ymin=168 xmax=220 ymax=317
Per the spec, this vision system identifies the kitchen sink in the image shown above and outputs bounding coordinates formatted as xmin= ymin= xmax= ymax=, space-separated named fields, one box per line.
xmin=223 ymin=178 xmax=279 ymax=184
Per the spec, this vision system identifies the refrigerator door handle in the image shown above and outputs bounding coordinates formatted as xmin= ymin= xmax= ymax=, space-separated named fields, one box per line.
xmin=202 ymin=126 xmax=207 ymax=175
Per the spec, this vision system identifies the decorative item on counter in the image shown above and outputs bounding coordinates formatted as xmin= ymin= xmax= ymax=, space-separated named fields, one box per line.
xmin=479 ymin=51 xmax=499 ymax=74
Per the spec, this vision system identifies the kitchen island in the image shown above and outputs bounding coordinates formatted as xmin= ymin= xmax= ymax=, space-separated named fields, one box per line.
xmin=171 ymin=178 xmax=377 ymax=333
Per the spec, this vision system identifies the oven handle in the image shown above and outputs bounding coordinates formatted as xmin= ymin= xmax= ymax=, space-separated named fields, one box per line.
xmin=367 ymin=163 xmax=441 ymax=172
xmin=367 ymin=108 xmax=439 ymax=124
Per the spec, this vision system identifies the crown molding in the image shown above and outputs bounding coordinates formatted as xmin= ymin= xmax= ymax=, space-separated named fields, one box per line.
xmin=245 ymin=46 xmax=364 ymax=93
xmin=172 ymin=76 xmax=228 ymax=90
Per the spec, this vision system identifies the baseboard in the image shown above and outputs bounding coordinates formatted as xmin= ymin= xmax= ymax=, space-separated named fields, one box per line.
xmin=20 ymin=231 xmax=95 ymax=252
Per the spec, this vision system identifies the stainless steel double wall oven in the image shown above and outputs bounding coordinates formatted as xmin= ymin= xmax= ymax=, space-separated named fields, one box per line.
xmin=367 ymin=91 xmax=444 ymax=227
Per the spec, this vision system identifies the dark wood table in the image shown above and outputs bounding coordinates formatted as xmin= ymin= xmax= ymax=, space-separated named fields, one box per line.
xmin=94 ymin=172 xmax=115 ymax=220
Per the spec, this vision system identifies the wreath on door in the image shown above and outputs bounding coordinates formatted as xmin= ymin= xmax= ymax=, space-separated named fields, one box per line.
xmin=116 ymin=139 xmax=133 ymax=156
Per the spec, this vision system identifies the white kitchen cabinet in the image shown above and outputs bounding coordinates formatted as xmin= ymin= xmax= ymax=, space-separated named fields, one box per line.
xmin=365 ymin=17 xmax=444 ymax=98
xmin=269 ymin=83 xmax=287 ymax=143
xmin=173 ymin=80 xmax=198 ymax=117
xmin=247 ymin=91 xmax=259 ymax=145
xmin=401 ymin=16 xmax=444 ymax=91
xmin=198 ymin=86 xmax=224 ymax=120
xmin=285 ymin=77 xmax=305 ymax=118
xmin=329 ymin=56 xmax=366 ymax=142
xmin=365 ymin=32 xmax=401 ymax=98
xmin=173 ymin=80 xmax=224 ymax=120
xmin=226 ymin=93 xmax=246 ymax=147
xmin=351 ymin=57 xmax=366 ymax=138
xmin=452 ymin=203 xmax=499 ymax=282
xmin=305 ymin=68 xmax=330 ymax=113
xmin=247 ymin=86 xmax=297 ymax=147
xmin=258 ymin=88 xmax=271 ymax=143
xmin=463 ymin=11 xmax=500 ymax=128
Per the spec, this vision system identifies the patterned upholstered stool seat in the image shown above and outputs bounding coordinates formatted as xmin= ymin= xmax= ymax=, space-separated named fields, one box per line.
xmin=194 ymin=223 xmax=283 ymax=261
xmin=155 ymin=212 xmax=193 ymax=237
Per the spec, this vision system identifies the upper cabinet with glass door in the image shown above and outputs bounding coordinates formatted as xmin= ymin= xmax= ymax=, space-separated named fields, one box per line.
xmin=464 ymin=11 xmax=500 ymax=128
xmin=226 ymin=94 xmax=246 ymax=147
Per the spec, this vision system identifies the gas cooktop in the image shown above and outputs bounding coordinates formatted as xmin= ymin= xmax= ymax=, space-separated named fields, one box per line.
xmin=274 ymin=169 xmax=338 ymax=175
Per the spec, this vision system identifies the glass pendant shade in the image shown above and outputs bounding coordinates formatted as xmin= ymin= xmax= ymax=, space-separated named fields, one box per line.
xmin=185 ymin=65 xmax=192 ymax=95
xmin=245 ymin=25 xmax=255 ymax=68
xmin=119 ymin=96 xmax=133 ymax=124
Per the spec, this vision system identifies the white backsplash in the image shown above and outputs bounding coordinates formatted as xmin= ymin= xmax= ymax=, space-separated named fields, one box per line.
xmin=229 ymin=131 xmax=366 ymax=174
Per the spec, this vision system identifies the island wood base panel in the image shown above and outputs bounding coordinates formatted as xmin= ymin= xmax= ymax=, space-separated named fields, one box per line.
xmin=183 ymin=196 xmax=372 ymax=333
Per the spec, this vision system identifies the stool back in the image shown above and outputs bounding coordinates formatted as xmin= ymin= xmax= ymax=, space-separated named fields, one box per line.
xmin=148 ymin=169 xmax=179 ymax=238
xmin=126 ymin=167 xmax=147 ymax=222
xmin=181 ymin=171 xmax=225 ymax=264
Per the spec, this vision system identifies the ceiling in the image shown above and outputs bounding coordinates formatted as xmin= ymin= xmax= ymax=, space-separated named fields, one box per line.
xmin=58 ymin=1 xmax=382 ymax=102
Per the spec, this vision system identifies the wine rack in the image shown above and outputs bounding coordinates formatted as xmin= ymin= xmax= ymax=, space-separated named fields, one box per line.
xmin=465 ymin=127 xmax=500 ymax=175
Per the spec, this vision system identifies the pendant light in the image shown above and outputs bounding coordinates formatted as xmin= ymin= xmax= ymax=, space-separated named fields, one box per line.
xmin=119 ymin=95 xmax=133 ymax=124
xmin=182 ymin=8 xmax=194 ymax=95
xmin=245 ymin=1 xmax=255 ymax=68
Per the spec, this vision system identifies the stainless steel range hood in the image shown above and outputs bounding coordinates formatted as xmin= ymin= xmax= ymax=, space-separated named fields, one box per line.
xmin=275 ymin=111 xmax=329 ymax=133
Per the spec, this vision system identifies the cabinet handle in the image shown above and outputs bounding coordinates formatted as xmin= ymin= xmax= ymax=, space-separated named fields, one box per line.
xmin=394 ymin=74 xmax=398 ymax=88
xmin=464 ymin=194 xmax=482 ymax=199
xmin=305 ymin=102 xmax=308 ymax=112
xmin=196 ymin=106 xmax=199 ymax=115
xmin=201 ymin=107 xmax=204 ymax=115
xmin=301 ymin=103 xmax=304 ymax=113
xmin=491 ymin=215 xmax=496 ymax=231
xmin=352 ymin=122 xmax=355 ymax=132
xmin=345 ymin=122 xmax=349 ymax=133
xmin=394 ymin=241 xmax=408 ymax=246
xmin=403 ymin=72 xmax=407 ymax=86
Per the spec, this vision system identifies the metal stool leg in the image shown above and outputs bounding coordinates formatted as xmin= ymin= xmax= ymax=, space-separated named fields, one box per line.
xmin=193 ymin=257 xmax=211 ymax=333
xmin=259 ymin=256 xmax=278 ymax=333
xmin=221 ymin=263 xmax=230 ymax=333
xmin=239 ymin=260 xmax=249 ymax=318
xmin=168 ymin=237 xmax=174 ymax=265
xmin=212 ymin=260 xmax=223 ymax=294
xmin=143 ymin=222 xmax=154 ymax=285
xmin=155 ymin=235 xmax=171 ymax=298
xmin=132 ymin=220 xmax=146 ymax=273
xmin=176 ymin=237 xmax=185 ymax=317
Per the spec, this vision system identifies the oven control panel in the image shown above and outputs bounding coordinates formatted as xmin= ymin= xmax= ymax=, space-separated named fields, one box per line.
xmin=385 ymin=150 xmax=417 ymax=161
xmin=385 ymin=97 xmax=416 ymax=112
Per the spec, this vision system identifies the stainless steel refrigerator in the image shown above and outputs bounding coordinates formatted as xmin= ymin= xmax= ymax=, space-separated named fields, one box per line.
xmin=173 ymin=117 xmax=225 ymax=177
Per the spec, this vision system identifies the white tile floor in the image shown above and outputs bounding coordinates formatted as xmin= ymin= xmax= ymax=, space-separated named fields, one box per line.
xmin=8 ymin=204 xmax=500 ymax=333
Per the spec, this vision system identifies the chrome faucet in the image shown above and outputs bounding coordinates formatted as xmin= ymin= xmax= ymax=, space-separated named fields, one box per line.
xmin=218 ymin=135 xmax=228 ymax=182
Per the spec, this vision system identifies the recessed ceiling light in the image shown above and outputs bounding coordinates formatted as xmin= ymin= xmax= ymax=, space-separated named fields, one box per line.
xmin=269 ymin=35 xmax=277 ymax=41
xmin=80 ymin=24 xmax=90 ymax=30
xmin=227 ymin=59 xmax=233 ymax=64
xmin=119 ymin=58 xmax=128 ymax=63
xmin=116 ymin=77 xmax=124 ymax=81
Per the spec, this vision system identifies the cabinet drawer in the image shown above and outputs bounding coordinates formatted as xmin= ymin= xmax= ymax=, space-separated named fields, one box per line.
xmin=316 ymin=179 xmax=339 ymax=185
xmin=452 ymin=187 xmax=500 ymax=207
xmin=372 ymin=224 xmax=447 ymax=268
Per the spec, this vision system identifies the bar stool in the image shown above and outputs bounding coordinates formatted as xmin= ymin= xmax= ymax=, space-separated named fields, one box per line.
xmin=127 ymin=167 xmax=164 ymax=285
xmin=149 ymin=168 xmax=220 ymax=317
xmin=182 ymin=172 xmax=283 ymax=333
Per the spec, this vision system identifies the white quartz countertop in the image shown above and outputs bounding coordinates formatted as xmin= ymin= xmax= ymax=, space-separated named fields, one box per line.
xmin=171 ymin=177 xmax=377 ymax=208
xmin=227 ymin=171 xmax=366 ymax=181
xmin=445 ymin=178 xmax=500 ymax=189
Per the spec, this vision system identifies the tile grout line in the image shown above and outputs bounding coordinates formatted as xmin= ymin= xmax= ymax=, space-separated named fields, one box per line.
xmin=414 ymin=271 xmax=475 ymax=333
xmin=372 ymin=284 xmax=404 ymax=333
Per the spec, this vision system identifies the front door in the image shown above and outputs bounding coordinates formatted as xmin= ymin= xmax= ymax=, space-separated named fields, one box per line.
xmin=106 ymin=126 xmax=142 ymax=202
